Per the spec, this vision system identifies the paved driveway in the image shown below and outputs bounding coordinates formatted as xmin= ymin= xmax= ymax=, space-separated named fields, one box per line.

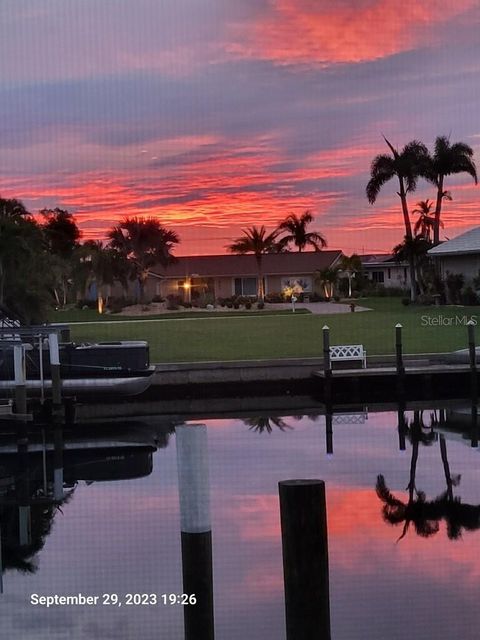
xmin=275 ymin=302 xmax=372 ymax=314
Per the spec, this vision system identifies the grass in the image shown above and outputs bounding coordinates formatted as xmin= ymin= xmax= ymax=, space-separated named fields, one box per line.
xmin=53 ymin=297 xmax=480 ymax=363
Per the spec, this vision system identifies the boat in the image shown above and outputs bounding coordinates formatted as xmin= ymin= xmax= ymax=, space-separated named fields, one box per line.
xmin=0 ymin=326 xmax=156 ymax=397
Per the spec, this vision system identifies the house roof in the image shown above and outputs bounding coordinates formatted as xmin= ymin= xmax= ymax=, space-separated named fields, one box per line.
xmin=359 ymin=254 xmax=408 ymax=267
xmin=156 ymin=250 xmax=343 ymax=279
xmin=428 ymin=227 xmax=480 ymax=257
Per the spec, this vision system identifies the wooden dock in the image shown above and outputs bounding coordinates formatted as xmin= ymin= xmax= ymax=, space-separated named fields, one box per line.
xmin=313 ymin=363 xmax=477 ymax=403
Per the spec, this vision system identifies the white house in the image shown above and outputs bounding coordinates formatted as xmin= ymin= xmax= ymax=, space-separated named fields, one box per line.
xmin=428 ymin=226 xmax=480 ymax=285
xmin=359 ymin=254 xmax=410 ymax=289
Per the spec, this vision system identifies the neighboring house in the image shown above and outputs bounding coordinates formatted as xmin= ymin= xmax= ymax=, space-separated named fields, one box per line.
xmin=359 ymin=254 xmax=410 ymax=289
xmin=140 ymin=251 xmax=343 ymax=302
xmin=428 ymin=227 xmax=480 ymax=286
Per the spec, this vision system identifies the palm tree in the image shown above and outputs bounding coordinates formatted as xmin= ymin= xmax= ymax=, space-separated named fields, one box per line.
xmin=276 ymin=211 xmax=327 ymax=252
xmin=339 ymin=254 xmax=362 ymax=297
xmin=242 ymin=416 xmax=292 ymax=434
xmin=412 ymin=199 xmax=441 ymax=242
xmin=316 ymin=267 xmax=340 ymax=299
xmin=393 ymin=235 xmax=432 ymax=295
xmin=227 ymin=226 xmax=279 ymax=302
xmin=108 ymin=217 xmax=179 ymax=303
xmin=79 ymin=241 xmax=129 ymax=312
xmin=366 ymin=137 xmax=430 ymax=301
xmin=426 ymin=136 xmax=478 ymax=244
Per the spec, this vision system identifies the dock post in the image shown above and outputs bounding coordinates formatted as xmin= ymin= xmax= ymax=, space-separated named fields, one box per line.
xmin=17 ymin=425 xmax=31 ymax=548
xmin=13 ymin=344 xmax=27 ymax=416
xmin=397 ymin=400 xmax=406 ymax=451
xmin=175 ymin=424 xmax=214 ymax=640
xmin=279 ymin=479 xmax=331 ymax=640
xmin=48 ymin=332 xmax=62 ymax=409
xmin=467 ymin=320 xmax=477 ymax=403
xmin=395 ymin=324 xmax=405 ymax=399
xmin=323 ymin=326 xmax=332 ymax=405
xmin=325 ymin=410 xmax=333 ymax=455
xmin=468 ymin=321 xmax=478 ymax=447
xmin=53 ymin=424 xmax=64 ymax=501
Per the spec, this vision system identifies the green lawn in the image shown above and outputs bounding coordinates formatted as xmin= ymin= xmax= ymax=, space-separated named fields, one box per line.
xmin=55 ymin=298 xmax=480 ymax=363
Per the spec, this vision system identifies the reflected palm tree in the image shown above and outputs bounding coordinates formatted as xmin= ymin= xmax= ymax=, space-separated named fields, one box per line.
xmin=376 ymin=428 xmax=480 ymax=541
xmin=242 ymin=416 xmax=293 ymax=434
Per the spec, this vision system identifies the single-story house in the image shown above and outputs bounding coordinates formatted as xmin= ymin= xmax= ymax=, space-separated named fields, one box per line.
xmin=428 ymin=226 xmax=480 ymax=285
xmin=141 ymin=250 xmax=343 ymax=302
xmin=359 ymin=254 xmax=410 ymax=288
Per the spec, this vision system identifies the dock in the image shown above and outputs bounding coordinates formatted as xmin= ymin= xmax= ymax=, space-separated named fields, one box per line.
xmin=313 ymin=363 xmax=476 ymax=403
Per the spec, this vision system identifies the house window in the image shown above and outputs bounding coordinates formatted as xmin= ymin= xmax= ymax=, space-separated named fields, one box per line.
xmin=372 ymin=271 xmax=384 ymax=284
xmin=234 ymin=277 xmax=257 ymax=296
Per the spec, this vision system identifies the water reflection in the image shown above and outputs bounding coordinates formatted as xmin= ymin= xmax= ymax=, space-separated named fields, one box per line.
xmin=0 ymin=404 xmax=480 ymax=638
xmin=377 ymin=408 xmax=480 ymax=542
xmin=242 ymin=416 xmax=293 ymax=433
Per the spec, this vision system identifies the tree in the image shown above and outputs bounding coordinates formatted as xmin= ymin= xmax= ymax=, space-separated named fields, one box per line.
xmin=242 ymin=416 xmax=292 ymax=434
xmin=412 ymin=199 xmax=441 ymax=242
xmin=339 ymin=254 xmax=362 ymax=297
xmin=393 ymin=236 xmax=432 ymax=296
xmin=108 ymin=217 xmax=179 ymax=303
xmin=40 ymin=208 xmax=81 ymax=259
xmin=426 ymin=136 xmax=477 ymax=245
xmin=0 ymin=197 xmax=30 ymax=218
xmin=316 ymin=267 xmax=340 ymax=299
xmin=40 ymin=209 xmax=82 ymax=307
xmin=276 ymin=211 xmax=327 ymax=252
xmin=366 ymin=137 xmax=430 ymax=301
xmin=78 ymin=240 xmax=129 ymax=312
xmin=227 ymin=226 xmax=279 ymax=302
xmin=0 ymin=213 xmax=52 ymax=323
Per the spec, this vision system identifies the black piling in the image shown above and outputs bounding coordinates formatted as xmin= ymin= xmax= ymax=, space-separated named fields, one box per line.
xmin=323 ymin=326 xmax=332 ymax=405
xmin=279 ymin=479 xmax=331 ymax=640
xmin=395 ymin=323 xmax=405 ymax=401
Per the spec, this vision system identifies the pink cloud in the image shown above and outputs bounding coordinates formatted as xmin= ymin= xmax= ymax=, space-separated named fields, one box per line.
xmin=226 ymin=0 xmax=477 ymax=66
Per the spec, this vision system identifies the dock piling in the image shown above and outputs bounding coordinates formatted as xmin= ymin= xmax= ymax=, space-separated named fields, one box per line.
xmin=279 ymin=479 xmax=331 ymax=640
xmin=323 ymin=326 xmax=332 ymax=404
xmin=48 ymin=332 xmax=62 ymax=408
xmin=175 ymin=424 xmax=215 ymax=640
xmin=395 ymin=324 xmax=405 ymax=399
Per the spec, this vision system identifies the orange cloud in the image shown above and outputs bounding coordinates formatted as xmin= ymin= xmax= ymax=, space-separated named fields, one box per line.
xmin=227 ymin=0 xmax=477 ymax=66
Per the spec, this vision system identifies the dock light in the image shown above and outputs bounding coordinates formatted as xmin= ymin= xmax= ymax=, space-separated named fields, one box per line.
xmin=183 ymin=282 xmax=191 ymax=289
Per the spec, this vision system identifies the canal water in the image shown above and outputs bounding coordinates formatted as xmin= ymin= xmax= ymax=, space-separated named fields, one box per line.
xmin=1 ymin=405 xmax=479 ymax=639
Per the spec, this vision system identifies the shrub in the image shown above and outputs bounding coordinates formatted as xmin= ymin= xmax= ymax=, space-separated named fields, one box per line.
xmin=446 ymin=272 xmax=465 ymax=304
xmin=226 ymin=302 xmax=233 ymax=309
xmin=257 ymin=301 xmax=265 ymax=310
xmin=233 ymin=302 xmax=240 ymax=309
xmin=166 ymin=293 xmax=183 ymax=306
xmin=333 ymin=295 xmax=340 ymax=302
xmin=76 ymin=299 xmax=97 ymax=310
xmin=309 ymin=293 xmax=324 ymax=302
xmin=416 ymin=294 xmax=434 ymax=305
xmin=167 ymin=303 xmax=179 ymax=311
xmin=107 ymin=296 xmax=136 ymax=314
xmin=245 ymin=301 xmax=252 ymax=310
xmin=182 ymin=302 xmax=192 ymax=309
xmin=401 ymin=297 xmax=410 ymax=306
xmin=151 ymin=295 xmax=164 ymax=303
xmin=461 ymin=287 xmax=479 ymax=306
xmin=265 ymin=292 xmax=283 ymax=303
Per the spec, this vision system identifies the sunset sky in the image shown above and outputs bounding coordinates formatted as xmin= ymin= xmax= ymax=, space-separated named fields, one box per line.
xmin=0 ymin=0 xmax=479 ymax=255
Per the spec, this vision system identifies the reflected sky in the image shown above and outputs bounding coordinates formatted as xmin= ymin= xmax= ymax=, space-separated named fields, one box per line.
xmin=1 ymin=409 xmax=480 ymax=639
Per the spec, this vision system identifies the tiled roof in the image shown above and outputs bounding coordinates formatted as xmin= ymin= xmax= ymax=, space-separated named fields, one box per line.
xmin=155 ymin=250 xmax=342 ymax=278
xmin=428 ymin=227 xmax=480 ymax=256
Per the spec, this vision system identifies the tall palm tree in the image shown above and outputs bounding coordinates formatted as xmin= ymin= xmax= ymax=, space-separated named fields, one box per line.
xmin=366 ymin=137 xmax=430 ymax=301
xmin=276 ymin=211 xmax=327 ymax=252
xmin=426 ymin=136 xmax=478 ymax=244
xmin=108 ymin=217 xmax=179 ymax=303
xmin=242 ymin=416 xmax=292 ymax=434
xmin=227 ymin=226 xmax=279 ymax=302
